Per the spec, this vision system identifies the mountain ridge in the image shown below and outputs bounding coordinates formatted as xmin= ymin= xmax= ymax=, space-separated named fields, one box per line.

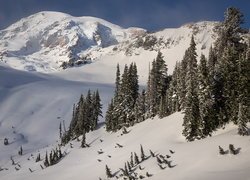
xmin=0 ymin=11 xmax=218 ymax=74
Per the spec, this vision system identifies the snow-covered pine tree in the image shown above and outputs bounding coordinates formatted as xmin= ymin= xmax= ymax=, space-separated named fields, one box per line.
xmin=130 ymin=152 xmax=134 ymax=167
xmin=237 ymin=103 xmax=249 ymax=135
xmin=146 ymin=60 xmax=158 ymax=117
xmin=197 ymin=54 xmax=212 ymax=137
xmin=44 ymin=152 xmax=49 ymax=167
xmin=105 ymin=100 xmax=114 ymax=131
xmin=237 ymin=44 xmax=250 ymax=135
xmin=158 ymin=95 xmax=168 ymax=118
xmin=73 ymin=94 xmax=86 ymax=137
xmin=179 ymin=50 xmax=189 ymax=109
xmin=106 ymin=63 xmax=139 ymax=131
xmin=92 ymin=90 xmax=103 ymax=130
xmin=115 ymin=63 xmax=121 ymax=98
xmin=18 ymin=146 xmax=23 ymax=156
xmin=206 ymin=46 xmax=219 ymax=131
xmin=140 ymin=144 xmax=146 ymax=161
xmin=168 ymin=62 xmax=181 ymax=113
xmin=85 ymin=90 xmax=93 ymax=132
xmin=105 ymin=165 xmax=113 ymax=178
xmin=182 ymin=35 xmax=203 ymax=141
xmin=35 ymin=153 xmax=41 ymax=162
xmin=213 ymin=7 xmax=247 ymax=127
xmin=134 ymin=152 xmax=140 ymax=165
xmin=134 ymin=89 xmax=146 ymax=123
xmin=81 ymin=128 xmax=86 ymax=148
xmin=146 ymin=51 xmax=169 ymax=118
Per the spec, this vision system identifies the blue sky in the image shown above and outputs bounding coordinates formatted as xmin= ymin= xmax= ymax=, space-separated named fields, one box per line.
xmin=0 ymin=0 xmax=249 ymax=31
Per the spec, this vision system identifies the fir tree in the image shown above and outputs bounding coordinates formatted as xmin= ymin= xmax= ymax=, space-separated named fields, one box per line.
xmin=134 ymin=152 xmax=140 ymax=165
xmin=146 ymin=52 xmax=169 ymax=117
xmin=105 ymin=165 xmax=113 ymax=178
xmin=44 ymin=152 xmax=49 ymax=167
xmin=237 ymin=103 xmax=249 ymax=136
xmin=213 ymin=7 xmax=247 ymax=127
xmin=92 ymin=90 xmax=103 ymax=130
xmin=140 ymin=144 xmax=146 ymax=161
xmin=81 ymin=128 xmax=86 ymax=148
xmin=182 ymin=35 xmax=203 ymax=141
xmin=115 ymin=63 xmax=121 ymax=98
xmin=35 ymin=153 xmax=41 ymax=162
xmin=198 ymin=54 xmax=212 ymax=137
xmin=134 ymin=90 xmax=146 ymax=123
xmin=85 ymin=89 xmax=93 ymax=132
xmin=59 ymin=122 xmax=62 ymax=140
xmin=130 ymin=152 xmax=134 ymax=167
xmin=237 ymin=45 xmax=250 ymax=135
xmin=18 ymin=146 xmax=23 ymax=156
xmin=105 ymin=100 xmax=114 ymax=131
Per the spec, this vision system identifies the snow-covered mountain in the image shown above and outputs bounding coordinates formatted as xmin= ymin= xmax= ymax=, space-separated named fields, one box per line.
xmin=1 ymin=11 xmax=249 ymax=180
xmin=0 ymin=11 xmax=218 ymax=77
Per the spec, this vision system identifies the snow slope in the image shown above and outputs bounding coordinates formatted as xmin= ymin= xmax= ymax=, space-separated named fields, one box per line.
xmin=0 ymin=65 xmax=114 ymax=173
xmin=1 ymin=109 xmax=250 ymax=180
xmin=0 ymin=65 xmax=250 ymax=180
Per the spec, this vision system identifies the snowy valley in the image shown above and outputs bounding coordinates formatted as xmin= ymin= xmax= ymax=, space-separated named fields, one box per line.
xmin=0 ymin=9 xmax=250 ymax=180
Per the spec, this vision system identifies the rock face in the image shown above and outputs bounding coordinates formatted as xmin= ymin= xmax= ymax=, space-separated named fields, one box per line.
xmin=0 ymin=11 xmax=218 ymax=72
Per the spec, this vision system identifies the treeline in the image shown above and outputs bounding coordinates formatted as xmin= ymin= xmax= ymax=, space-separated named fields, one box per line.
xmin=105 ymin=52 xmax=172 ymax=131
xmin=106 ymin=63 xmax=140 ymax=131
xmin=105 ymin=7 xmax=249 ymax=141
xmin=61 ymin=89 xmax=102 ymax=146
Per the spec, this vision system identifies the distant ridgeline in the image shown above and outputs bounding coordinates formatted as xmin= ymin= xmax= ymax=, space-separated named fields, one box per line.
xmin=105 ymin=7 xmax=250 ymax=141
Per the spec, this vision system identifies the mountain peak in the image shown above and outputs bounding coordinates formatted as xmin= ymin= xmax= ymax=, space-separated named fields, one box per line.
xmin=0 ymin=11 xmax=217 ymax=73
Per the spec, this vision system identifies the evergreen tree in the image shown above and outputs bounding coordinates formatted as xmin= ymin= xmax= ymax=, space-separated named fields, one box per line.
xmin=140 ymin=144 xmax=146 ymax=161
xmin=130 ymin=152 xmax=134 ymax=167
xmin=35 ymin=153 xmax=41 ymax=162
xmin=106 ymin=63 xmax=139 ymax=131
xmin=134 ymin=152 xmax=140 ymax=165
xmin=105 ymin=165 xmax=113 ymax=178
xmin=237 ymin=44 xmax=250 ymax=135
xmin=237 ymin=103 xmax=249 ymax=136
xmin=92 ymin=90 xmax=103 ymax=130
xmin=158 ymin=95 xmax=168 ymax=118
xmin=44 ymin=152 xmax=49 ymax=167
xmin=85 ymin=90 xmax=93 ymax=132
xmin=18 ymin=146 xmax=23 ymax=156
xmin=105 ymin=100 xmax=114 ymax=131
xmin=147 ymin=60 xmax=158 ymax=117
xmin=179 ymin=50 xmax=189 ymax=109
xmin=146 ymin=51 xmax=169 ymax=117
xmin=134 ymin=89 xmax=146 ymax=123
xmin=215 ymin=7 xmax=245 ymax=56
xmin=115 ymin=63 xmax=121 ymax=98
xmin=59 ymin=122 xmax=62 ymax=140
xmin=213 ymin=7 xmax=247 ymax=127
xmin=81 ymin=128 xmax=86 ymax=148
xmin=182 ymin=35 xmax=203 ymax=141
xmin=197 ymin=54 xmax=212 ymax=137
xmin=74 ymin=94 xmax=86 ymax=136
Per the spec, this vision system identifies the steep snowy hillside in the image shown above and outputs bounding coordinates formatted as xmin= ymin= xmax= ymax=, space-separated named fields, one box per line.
xmin=0 ymin=11 xmax=218 ymax=76
xmin=0 ymin=65 xmax=114 ymax=173
xmin=1 ymin=109 xmax=250 ymax=180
